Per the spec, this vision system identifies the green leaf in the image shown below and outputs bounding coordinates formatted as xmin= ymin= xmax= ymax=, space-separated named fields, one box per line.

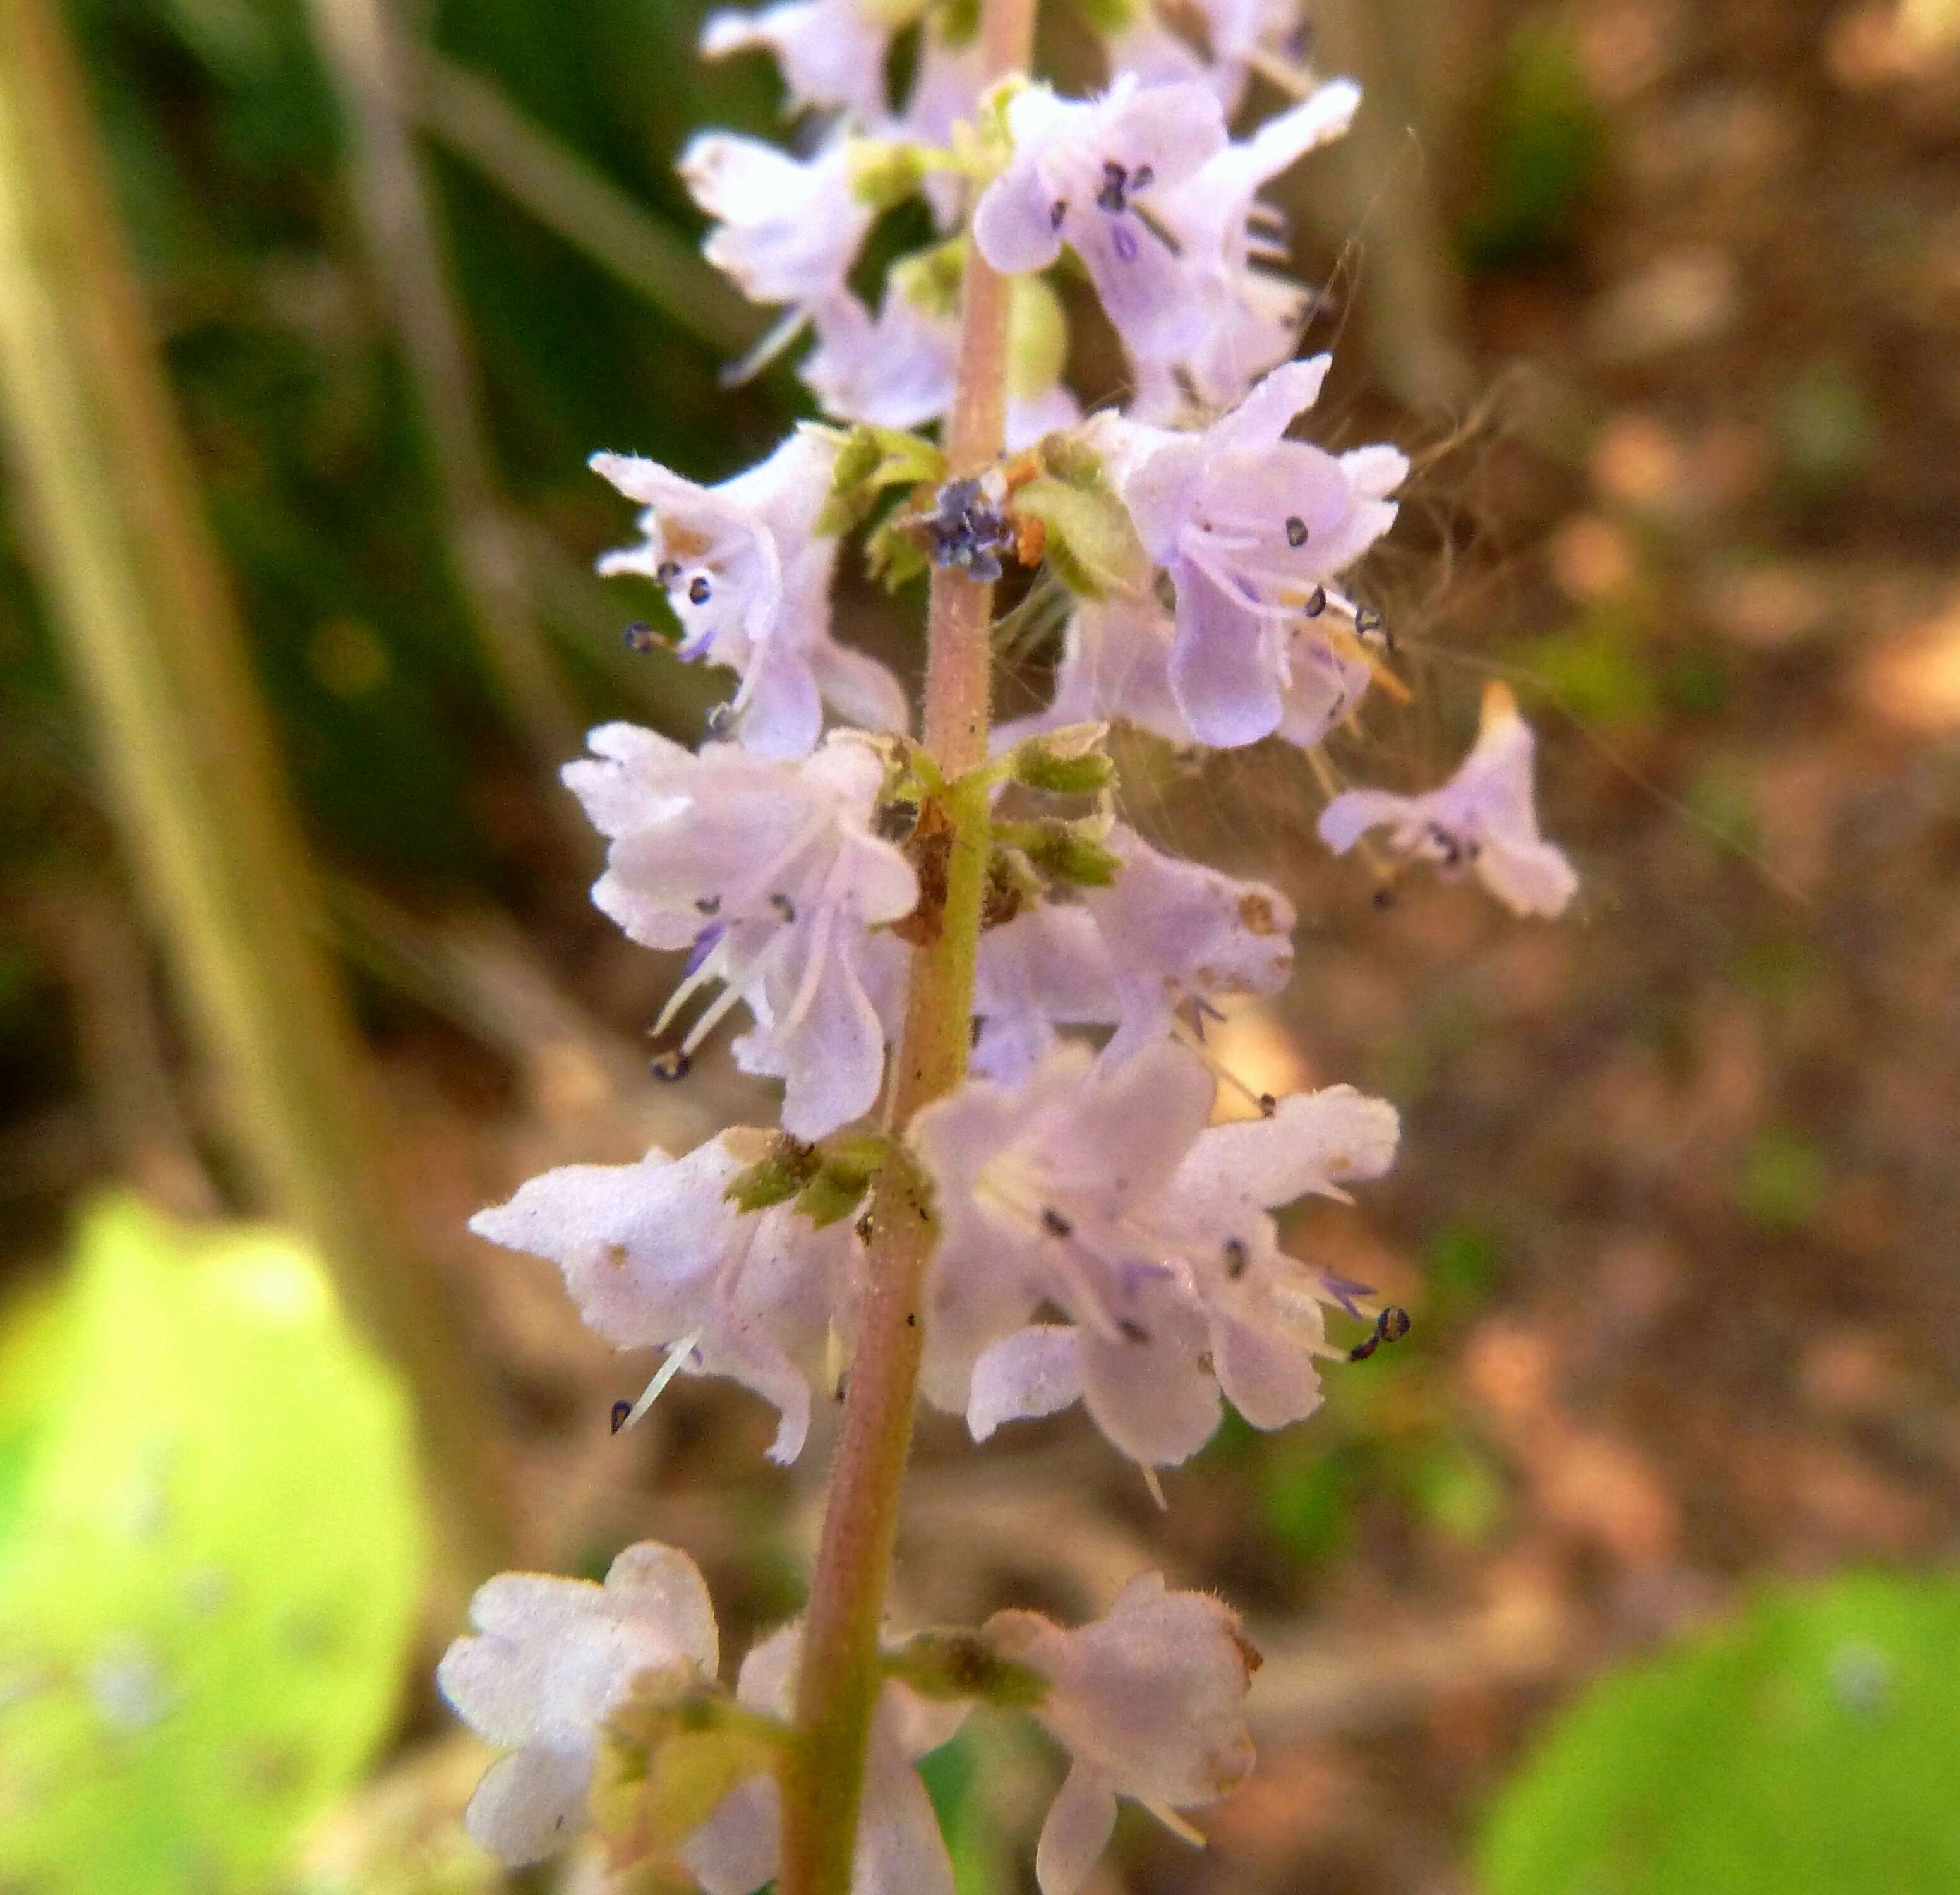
xmin=1479 ymin=1572 xmax=1960 ymax=1895
xmin=0 ymin=1197 xmax=427 ymax=1895
xmin=1009 ymin=476 xmax=1149 ymax=601
xmin=819 ymin=424 xmax=947 ymax=538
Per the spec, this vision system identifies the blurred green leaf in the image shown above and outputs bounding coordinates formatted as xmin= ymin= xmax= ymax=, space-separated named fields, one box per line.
xmin=1462 ymin=16 xmax=1608 ymax=270
xmin=918 ymin=1728 xmax=1001 ymax=1895
xmin=1512 ymin=610 xmax=1659 ymax=731
xmin=1775 ymin=359 xmax=1875 ymax=497
xmin=1260 ymin=1441 xmax=1368 ymax=1563
xmin=1398 ymin=1439 xmax=1506 ymax=1543
xmin=1479 ymin=1571 xmax=1960 ymax=1895
xmin=1736 ymin=1127 xmax=1828 ymax=1232
xmin=0 ymin=1196 xmax=426 ymax=1895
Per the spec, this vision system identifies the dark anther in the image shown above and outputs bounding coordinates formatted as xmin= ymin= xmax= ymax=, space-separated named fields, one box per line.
xmin=1119 ymin=1318 xmax=1151 ymax=1345
xmin=1354 ymin=606 xmax=1388 ymax=650
xmin=1302 ymin=585 xmax=1327 ymax=618
xmin=651 ymin=1048 xmax=693 ymax=1082
xmin=1428 ymin=824 xmax=1462 ymax=870
xmin=1131 ymin=163 xmax=1154 ymax=190
xmin=656 ymin=560 xmax=682 ymax=584
xmin=1223 ymin=1236 xmax=1249 ymax=1279
xmin=1050 ymin=198 xmax=1069 ymax=229
xmin=610 ymin=1400 xmax=634 ymax=1433
xmin=622 ymin=621 xmax=661 ymax=653
xmin=1258 ymin=1092 xmax=1277 ymax=1117
xmin=1348 ymin=1304 xmax=1412 ymax=1363
xmin=876 ymin=798 xmax=919 ymax=842
xmin=769 ymin=892 xmax=797 ymax=922
xmin=695 ymin=894 xmax=721 ymax=915
xmin=1285 ymin=515 xmax=1308 ymax=548
xmin=855 ymin=1210 xmax=875 ymax=1242
xmin=1096 ymin=160 xmax=1130 ymax=213
xmin=1041 ymin=1206 xmax=1074 ymax=1239
xmin=922 ymin=476 xmax=1014 ymax=583
xmin=688 ymin=575 xmax=712 ymax=606
xmin=906 ymin=1311 xmax=918 ymax=1327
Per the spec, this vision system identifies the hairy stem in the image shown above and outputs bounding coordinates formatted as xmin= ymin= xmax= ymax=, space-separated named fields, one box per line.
xmin=779 ymin=0 xmax=1037 ymax=1886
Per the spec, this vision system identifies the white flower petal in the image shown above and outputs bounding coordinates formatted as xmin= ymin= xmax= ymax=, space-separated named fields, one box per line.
xmin=968 ymin=1324 xmax=1085 ymax=1441
xmin=462 ymin=1745 xmax=594 ymax=1866
xmin=1034 ymin=1761 xmax=1119 ymax=1895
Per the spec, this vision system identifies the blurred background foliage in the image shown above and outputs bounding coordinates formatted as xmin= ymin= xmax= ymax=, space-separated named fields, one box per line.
xmin=3 ymin=0 xmax=1960 ymax=1889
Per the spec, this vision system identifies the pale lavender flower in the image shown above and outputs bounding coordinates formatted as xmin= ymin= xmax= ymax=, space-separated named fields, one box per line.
xmin=910 ymin=1040 xmax=1398 ymax=1461
xmin=437 ymin=1544 xmax=719 ymax=1865
xmin=999 ymin=589 xmax=1371 ymax=757
xmin=1105 ymin=354 xmax=1406 ymax=747
xmin=803 ymin=283 xmax=1078 ymax=448
xmin=970 ymin=825 xmax=1293 ymax=1078
xmin=682 ymin=131 xmax=874 ymax=319
xmin=1318 ymin=682 xmax=1580 ymax=917
xmin=1109 ymin=0 xmax=1302 ymax=110
xmin=701 ymin=0 xmax=891 ymax=119
xmin=985 ymin=1573 xmax=1258 ymax=1895
xmin=683 ymin=1623 xmax=970 ymax=1895
xmin=563 ymin=726 xmax=918 ymax=1137
xmin=971 ymin=901 xmax=1115 ymax=1083
xmin=803 ymin=290 xmax=958 ymax=431
xmin=469 ymin=1131 xmax=856 ymax=1462
xmin=973 ymin=77 xmax=1226 ymax=359
xmin=1136 ymin=80 xmax=1361 ymax=413
xmin=882 ymin=28 xmax=986 ymax=229
xmin=591 ymin=427 xmax=905 ymax=757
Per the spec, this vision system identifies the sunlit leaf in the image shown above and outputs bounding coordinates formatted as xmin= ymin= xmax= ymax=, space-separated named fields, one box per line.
xmin=1479 ymin=1572 xmax=1960 ymax=1895
xmin=0 ymin=1196 xmax=426 ymax=1895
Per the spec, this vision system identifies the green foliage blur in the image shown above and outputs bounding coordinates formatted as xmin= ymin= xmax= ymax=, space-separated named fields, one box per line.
xmin=1480 ymin=1572 xmax=1960 ymax=1895
xmin=0 ymin=1198 xmax=425 ymax=1894
xmin=0 ymin=0 xmax=786 ymax=888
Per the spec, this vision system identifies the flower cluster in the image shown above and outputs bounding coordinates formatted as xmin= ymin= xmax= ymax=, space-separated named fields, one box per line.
xmin=440 ymin=1541 xmax=1257 ymax=1895
xmin=448 ymin=0 xmax=1584 ymax=1885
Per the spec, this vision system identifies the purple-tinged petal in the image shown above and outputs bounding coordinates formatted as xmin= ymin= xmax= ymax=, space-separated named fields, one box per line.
xmin=969 ymin=1325 xmax=1086 ymax=1441
xmin=1169 ymin=558 xmax=1285 ymax=747
xmin=1215 ymin=1314 xmax=1323 ymax=1428
xmin=462 ymin=1747 xmax=592 ymax=1867
xmin=1317 ymin=785 xmax=1420 ymax=854
xmin=973 ymin=160 xmax=1068 ymax=275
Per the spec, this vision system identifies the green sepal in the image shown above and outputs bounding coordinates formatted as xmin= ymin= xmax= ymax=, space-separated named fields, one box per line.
xmin=936 ymin=0 xmax=980 ymax=43
xmin=1017 ymin=821 xmax=1122 ymax=886
xmin=1010 ymin=738 xmax=1117 ymax=796
xmin=818 ymin=424 xmax=947 ymax=538
xmin=1009 ymin=474 xmax=1150 ymax=601
xmin=1073 ymin=0 xmax=1141 ymax=32
xmin=890 ymin=236 xmax=968 ymax=320
xmin=848 ymin=138 xmax=930 ymax=212
xmin=795 ymin=1134 xmax=891 ymax=1229
xmin=867 ymin=512 xmax=933 ymax=593
xmin=884 ymin=1630 xmax=1051 ymax=1709
xmin=725 ymin=1136 xmax=819 ymax=1213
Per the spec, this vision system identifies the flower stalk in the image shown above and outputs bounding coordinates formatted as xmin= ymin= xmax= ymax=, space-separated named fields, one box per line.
xmin=779 ymin=0 xmax=1036 ymax=1885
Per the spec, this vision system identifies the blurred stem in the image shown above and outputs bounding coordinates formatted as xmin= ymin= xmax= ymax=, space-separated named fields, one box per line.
xmin=1304 ymin=0 xmax=1469 ymax=411
xmin=303 ymin=0 xmax=584 ymax=774
xmin=778 ymin=0 xmax=1033 ymax=1887
xmin=411 ymin=52 xmax=762 ymax=357
xmin=0 ymin=0 xmax=508 ymax=1587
